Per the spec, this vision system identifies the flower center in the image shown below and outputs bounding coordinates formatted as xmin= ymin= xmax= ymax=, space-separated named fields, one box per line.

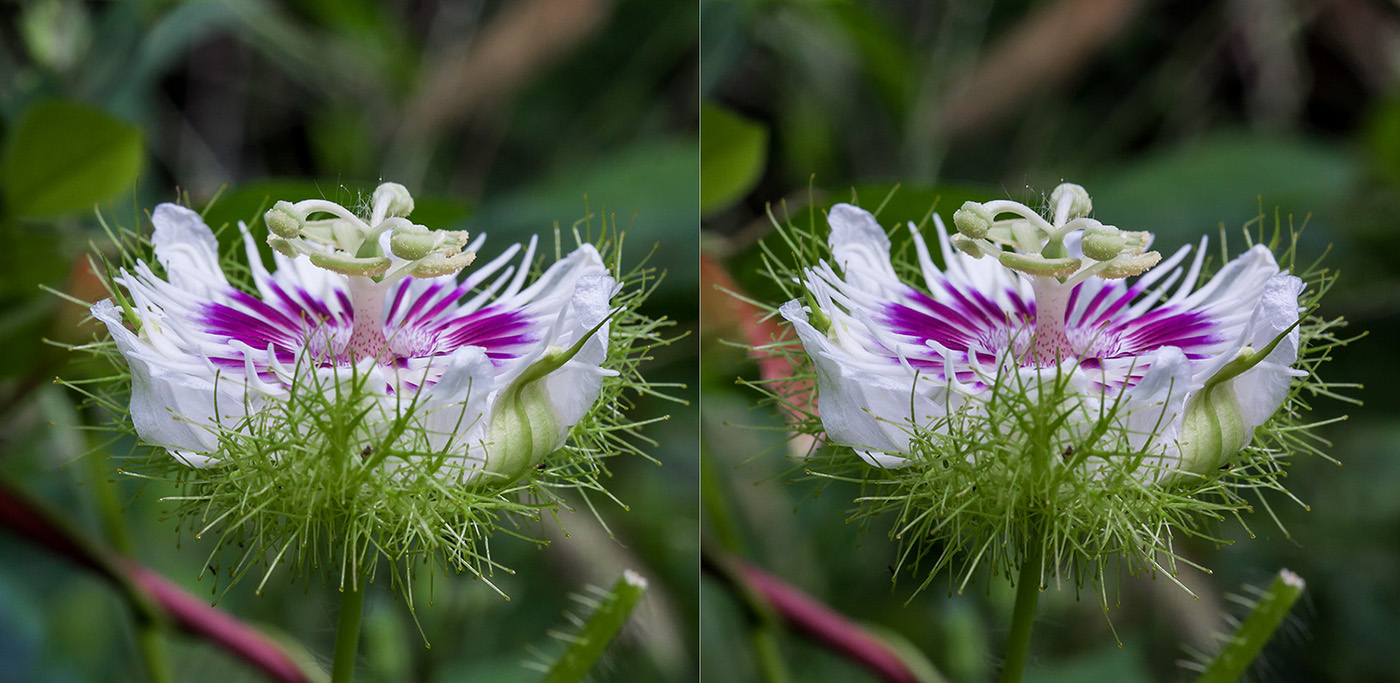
xmin=1030 ymin=277 xmax=1074 ymax=365
xmin=262 ymin=182 xmax=480 ymax=363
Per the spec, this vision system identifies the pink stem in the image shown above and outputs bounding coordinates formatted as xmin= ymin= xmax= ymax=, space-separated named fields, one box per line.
xmin=715 ymin=554 xmax=921 ymax=683
xmin=0 ymin=480 xmax=310 ymax=683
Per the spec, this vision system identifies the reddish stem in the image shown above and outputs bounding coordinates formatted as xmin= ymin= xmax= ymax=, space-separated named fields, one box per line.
xmin=707 ymin=553 xmax=921 ymax=683
xmin=0 ymin=479 xmax=310 ymax=683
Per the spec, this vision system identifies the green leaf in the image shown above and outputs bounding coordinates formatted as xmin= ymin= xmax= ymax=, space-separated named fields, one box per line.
xmin=701 ymin=102 xmax=769 ymax=217
xmin=1 ymin=100 xmax=144 ymax=218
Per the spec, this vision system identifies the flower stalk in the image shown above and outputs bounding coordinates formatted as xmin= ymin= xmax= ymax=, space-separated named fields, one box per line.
xmin=1000 ymin=522 xmax=1044 ymax=683
xmin=331 ymin=580 xmax=366 ymax=683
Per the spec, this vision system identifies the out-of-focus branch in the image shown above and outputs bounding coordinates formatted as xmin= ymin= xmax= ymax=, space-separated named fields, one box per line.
xmin=704 ymin=549 xmax=934 ymax=683
xmin=940 ymin=0 xmax=1142 ymax=139
xmin=401 ymin=0 xmax=613 ymax=136
xmin=0 ymin=478 xmax=313 ymax=683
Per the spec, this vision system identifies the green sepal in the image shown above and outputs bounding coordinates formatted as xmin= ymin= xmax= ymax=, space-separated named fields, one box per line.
xmin=481 ymin=311 xmax=619 ymax=486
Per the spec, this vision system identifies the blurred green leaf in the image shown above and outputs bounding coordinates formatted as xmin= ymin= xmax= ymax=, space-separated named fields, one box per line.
xmin=701 ymin=103 xmax=768 ymax=217
xmin=1 ymin=100 xmax=143 ymax=218
xmin=1087 ymin=134 xmax=1358 ymax=248
xmin=469 ymin=137 xmax=698 ymax=299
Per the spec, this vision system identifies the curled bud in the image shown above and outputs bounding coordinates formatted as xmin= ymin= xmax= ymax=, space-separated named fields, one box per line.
xmin=482 ymin=312 xmax=614 ymax=485
xmin=953 ymin=202 xmax=991 ymax=239
xmin=1050 ymin=183 xmax=1093 ymax=219
xmin=373 ymin=182 xmax=415 ymax=219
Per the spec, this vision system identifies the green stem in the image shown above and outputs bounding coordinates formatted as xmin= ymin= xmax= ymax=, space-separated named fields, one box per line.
xmin=1000 ymin=528 xmax=1044 ymax=683
xmin=331 ymin=580 xmax=366 ymax=683
xmin=1195 ymin=569 xmax=1306 ymax=683
xmin=86 ymin=449 xmax=172 ymax=683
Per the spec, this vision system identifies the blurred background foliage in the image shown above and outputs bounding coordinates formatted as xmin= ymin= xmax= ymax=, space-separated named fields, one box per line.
xmin=0 ymin=0 xmax=697 ymax=681
xmin=701 ymin=1 xmax=1398 ymax=682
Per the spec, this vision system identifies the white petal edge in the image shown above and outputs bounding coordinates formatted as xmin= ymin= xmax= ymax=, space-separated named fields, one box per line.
xmin=151 ymin=204 xmax=229 ymax=298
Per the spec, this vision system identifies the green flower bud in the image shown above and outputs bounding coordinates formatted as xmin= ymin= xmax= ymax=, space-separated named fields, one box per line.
xmin=1081 ymin=223 xmax=1126 ymax=261
xmin=265 ymin=201 xmax=303 ymax=239
xmin=482 ymin=313 xmax=614 ymax=485
xmin=483 ymin=351 xmax=562 ymax=485
xmin=953 ymin=201 xmax=991 ymax=239
xmin=1176 ymin=377 xmax=1251 ymax=474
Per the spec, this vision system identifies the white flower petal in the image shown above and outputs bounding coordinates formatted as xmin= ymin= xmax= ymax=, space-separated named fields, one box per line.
xmin=151 ymin=204 xmax=229 ymax=298
xmin=92 ymin=300 xmax=246 ymax=464
xmin=782 ymin=300 xmax=951 ymax=467
xmin=1231 ymin=273 xmax=1306 ymax=428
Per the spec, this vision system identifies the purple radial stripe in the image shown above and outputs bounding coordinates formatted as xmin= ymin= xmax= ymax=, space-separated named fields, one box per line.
xmin=266 ymin=280 xmax=308 ymax=320
xmin=399 ymin=281 xmax=447 ymax=325
xmin=334 ymin=290 xmax=353 ymax=323
xmin=386 ymin=280 xmax=411 ymax=322
xmin=955 ymin=287 xmax=1005 ymax=329
xmin=1066 ymin=283 xmax=1082 ymax=318
xmin=1076 ymin=283 xmax=1117 ymax=324
xmin=296 ymin=287 xmax=334 ymax=321
xmin=884 ymin=303 xmax=977 ymax=350
xmin=1086 ymin=282 xmax=1148 ymax=327
xmin=412 ymin=284 xmax=473 ymax=326
xmin=893 ymin=294 xmax=987 ymax=339
xmin=1111 ymin=309 xmax=1215 ymax=351
xmin=202 ymin=303 xmax=298 ymax=349
xmin=924 ymin=286 xmax=995 ymax=328
xmin=1008 ymin=288 xmax=1034 ymax=319
xmin=227 ymin=290 xmax=300 ymax=331
xmin=967 ymin=287 xmax=1012 ymax=325
xmin=432 ymin=307 xmax=535 ymax=351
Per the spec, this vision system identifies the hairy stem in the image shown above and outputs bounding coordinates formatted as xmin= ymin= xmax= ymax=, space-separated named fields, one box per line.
xmin=1195 ymin=569 xmax=1306 ymax=683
